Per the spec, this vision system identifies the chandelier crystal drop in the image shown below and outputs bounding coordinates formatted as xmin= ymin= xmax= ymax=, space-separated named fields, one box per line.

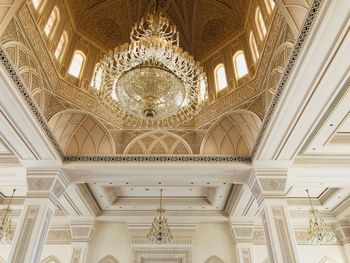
xmin=99 ymin=0 xmax=207 ymax=127
xmin=306 ymin=189 xmax=337 ymax=244
xmin=0 ymin=189 xmax=16 ymax=244
xmin=147 ymin=189 xmax=173 ymax=244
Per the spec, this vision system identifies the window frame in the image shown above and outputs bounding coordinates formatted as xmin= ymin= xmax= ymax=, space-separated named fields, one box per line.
xmin=54 ymin=31 xmax=67 ymax=61
xmin=44 ymin=7 xmax=59 ymax=38
xmin=255 ymin=7 xmax=267 ymax=40
xmin=68 ymin=50 xmax=86 ymax=78
xmin=91 ymin=63 xmax=104 ymax=90
xmin=233 ymin=51 xmax=249 ymax=79
xmin=249 ymin=32 xmax=259 ymax=63
xmin=214 ymin=64 xmax=228 ymax=92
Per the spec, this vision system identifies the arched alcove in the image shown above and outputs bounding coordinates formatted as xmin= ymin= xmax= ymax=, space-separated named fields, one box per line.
xmin=204 ymin=255 xmax=225 ymax=263
xmin=98 ymin=255 xmax=119 ymax=263
xmin=48 ymin=110 xmax=115 ymax=155
xmin=40 ymin=255 xmax=61 ymax=263
xmin=124 ymin=131 xmax=192 ymax=155
xmin=200 ymin=110 xmax=262 ymax=155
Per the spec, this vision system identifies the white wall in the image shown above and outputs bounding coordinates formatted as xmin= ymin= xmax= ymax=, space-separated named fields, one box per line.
xmin=87 ymin=222 xmax=132 ymax=263
xmin=192 ymin=222 xmax=237 ymax=263
xmin=41 ymin=244 xmax=72 ymax=262
xmin=252 ymin=244 xmax=348 ymax=263
xmin=298 ymin=245 xmax=347 ymax=263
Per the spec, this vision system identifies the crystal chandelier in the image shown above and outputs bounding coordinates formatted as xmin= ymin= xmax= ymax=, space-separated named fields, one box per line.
xmin=0 ymin=189 xmax=16 ymax=244
xmin=306 ymin=189 xmax=337 ymax=244
xmin=147 ymin=189 xmax=173 ymax=244
xmin=99 ymin=0 xmax=207 ymax=127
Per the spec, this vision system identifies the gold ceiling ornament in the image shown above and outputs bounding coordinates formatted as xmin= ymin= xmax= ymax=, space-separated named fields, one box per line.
xmin=147 ymin=189 xmax=173 ymax=244
xmin=99 ymin=0 xmax=207 ymax=127
xmin=306 ymin=189 xmax=337 ymax=244
xmin=0 ymin=189 xmax=16 ymax=244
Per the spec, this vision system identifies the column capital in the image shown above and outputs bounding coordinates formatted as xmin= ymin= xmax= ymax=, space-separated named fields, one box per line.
xmin=248 ymin=167 xmax=290 ymax=204
xmin=231 ymin=223 xmax=255 ymax=243
xmin=70 ymin=220 xmax=95 ymax=243
xmin=26 ymin=168 xmax=69 ymax=203
xmin=335 ymin=222 xmax=350 ymax=244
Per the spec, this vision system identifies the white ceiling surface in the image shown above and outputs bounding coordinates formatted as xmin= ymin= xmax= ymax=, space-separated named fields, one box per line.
xmin=89 ymin=184 xmax=231 ymax=211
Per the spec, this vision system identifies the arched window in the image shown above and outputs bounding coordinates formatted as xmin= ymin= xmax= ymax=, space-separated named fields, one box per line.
xmin=214 ymin=64 xmax=228 ymax=91
xmin=249 ymin=32 xmax=259 ymax=63
xmin=199 ymin=78 xmax=208 ymax=102
xmin=68 ymin=51 xmax=85 ymax=78
xmin=44 ymin=7 xmax=59 ymax=37
xmin=54 ymin=31 xmax=67 ymax=60
xmin=32 ymin=0 xmax=42 ymax=10
xmin=255 ymin=7 xmax=267 ymax=40
xmin=91 ymin=64 xmax=104 ymax=90
xmin=233 ymin=51 xmax=248 ymax=79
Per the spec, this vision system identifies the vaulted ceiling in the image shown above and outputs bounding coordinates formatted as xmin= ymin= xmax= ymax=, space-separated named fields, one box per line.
xmin=66 ymin=0 xmax=250 ymax=57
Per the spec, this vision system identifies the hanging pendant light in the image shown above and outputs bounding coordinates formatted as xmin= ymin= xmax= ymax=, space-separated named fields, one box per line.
xmin=0 ymin=189 xmax=16 ymax=244
xmin=306 ymin=189 xmax=337 ymax=244
xmin=147 ymin=189 xmax=173 ymax=244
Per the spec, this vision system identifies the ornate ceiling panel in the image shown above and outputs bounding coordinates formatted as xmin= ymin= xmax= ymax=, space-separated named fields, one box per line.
xmin=67 ymin=0 xmax=245 ymax=56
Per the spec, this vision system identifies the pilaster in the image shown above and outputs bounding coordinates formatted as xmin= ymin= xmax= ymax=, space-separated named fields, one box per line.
xmin=231 ymin=223 xmax=255 ymax=263
xmin=334 ymin=222 xmax=350 ymax=262
xmin=69 ymin=220 xmax=95 ymax=263
xmin=248 ymin=167 xmax=301 ymax=263
xmin=7 ymin=169 xmax=68 ymax=263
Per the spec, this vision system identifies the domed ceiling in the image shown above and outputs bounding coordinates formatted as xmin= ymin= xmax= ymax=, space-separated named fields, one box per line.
xmin=67 ymin=0 xmax=250 ymax=57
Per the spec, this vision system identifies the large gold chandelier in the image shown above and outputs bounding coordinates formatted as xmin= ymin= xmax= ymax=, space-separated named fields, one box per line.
xmin=306 ymin=189 xmax=337 ymax=244
xmin=147 ymin=189 xmax=173 ymax=243
xmin=0 ymin=189 xmax=16 ymax=244
xmin=99 ymin=0 xmax=207 ymax=127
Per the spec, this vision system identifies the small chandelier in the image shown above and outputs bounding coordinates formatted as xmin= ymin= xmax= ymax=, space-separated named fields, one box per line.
xmin=306 ymin=189 xmax=337 ymax=244
xmin=100 ymin=0 xmax=207 ymax=127
xmin=0 ymin=189 xmax=16 ymax=244
xmin=147 ymin=189 xmax=173 ymax=244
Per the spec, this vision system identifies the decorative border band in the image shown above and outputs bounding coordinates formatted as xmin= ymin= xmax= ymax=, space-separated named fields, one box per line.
xmin=250 ymin=0 xmax=323 ymax=156
xmin=63 ymin=155 xmax=251 ymax=163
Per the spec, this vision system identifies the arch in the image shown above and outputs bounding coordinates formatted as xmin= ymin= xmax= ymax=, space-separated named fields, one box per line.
xmin=98 ymin=255 xmax=119 ymax=263
xmin=214 ymin=64 xmax=228 ymax=91
xmin=68 ymin=50 xmax=86 ymax=78
xmin=48 ymin=110 xmax=115 ymax=156
xmin=40 ymin=255 xmax=61 ymax=263
xmin=3 ymin=41 xmax=45 ymax=110
xmin=91 ymin=63 xmax=104 ymax=90
xmin=204 ymin=255 xmax=224 ymax=263
xmin=54 ymin=31 xmax=68 ymax=60
xmin=44 ymin=7 xmax=59 ymax=37
xmin=249 ymin=32 xmax=259 ymax=63
xmin=200 ymin=110 xmax=262 ymax=155
xmin=265 ymin=0 xmax=276 ymax=14
xmin=32 ymin=0 xmax=44 ymax=10
xmin=255 ymin=7 xmax=267 ymax=40
xmin=233 ymin=50 xmax=248 ymax=79
xmin=319 ymin=257 xmax=338 ymax=263
xmin=124 ymin=131 xmax=192 ymax=155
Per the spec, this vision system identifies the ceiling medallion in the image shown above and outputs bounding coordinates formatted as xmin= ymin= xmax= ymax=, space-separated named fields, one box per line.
xmin=306 ymin=189 xmax=337 ymax=244
xmin=99 ymin=0 xmax=207 ymax=127
xmin=0 ymin=189 xmax=16 ymax=244
xmin=147 ymin=189 xmax=173 ymax=244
